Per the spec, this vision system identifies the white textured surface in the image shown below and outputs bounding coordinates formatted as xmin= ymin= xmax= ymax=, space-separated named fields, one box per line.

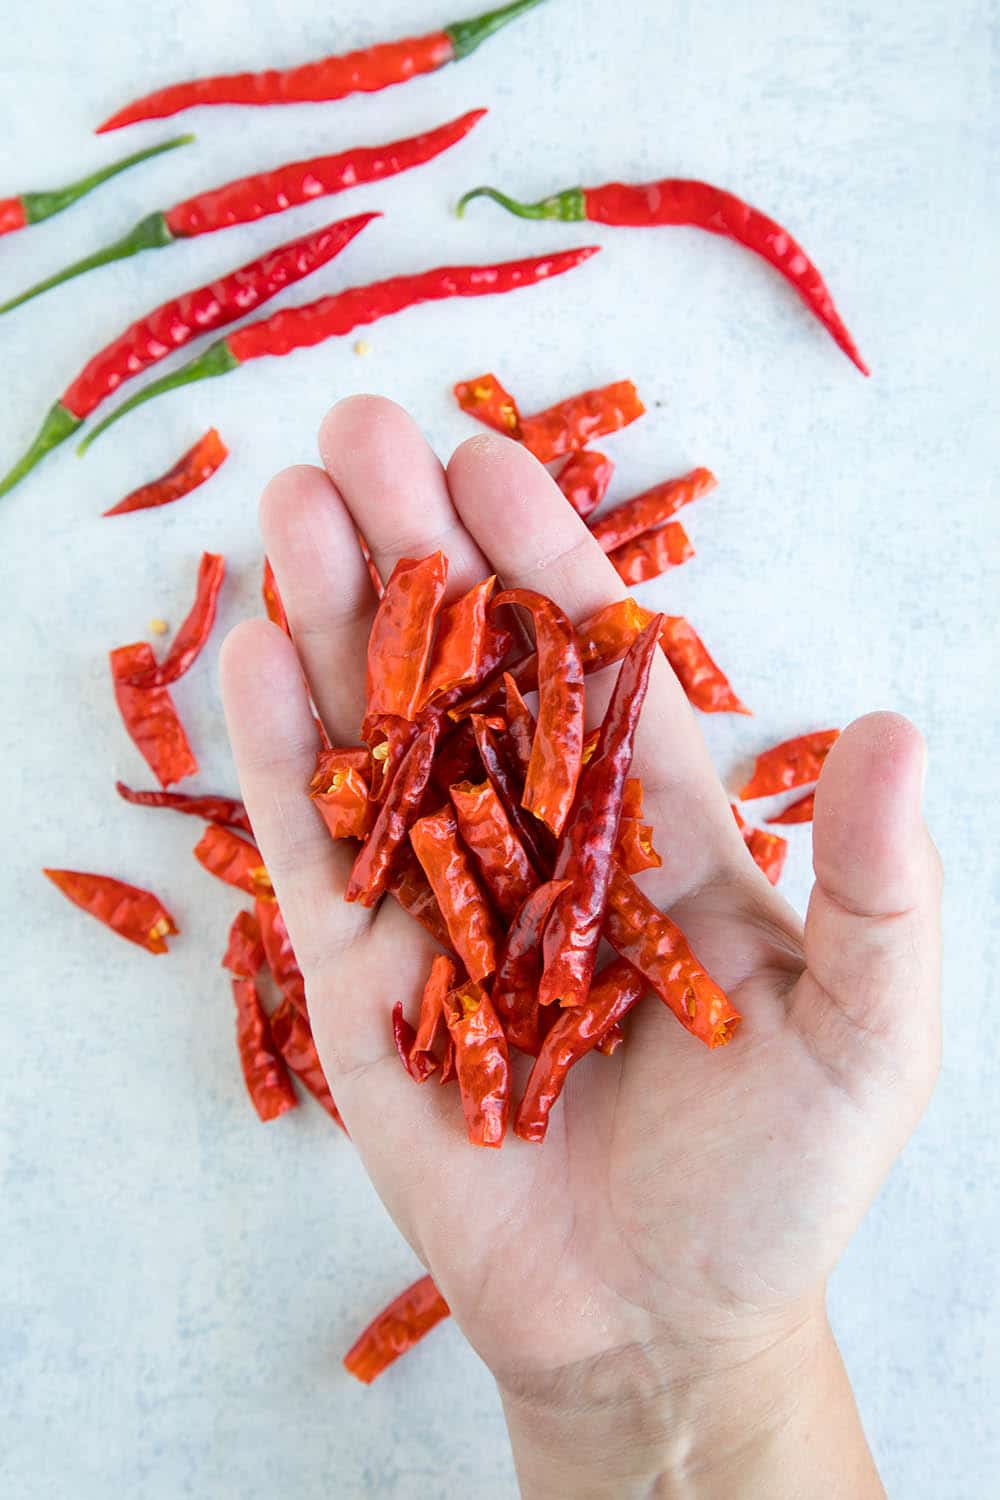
xmin=1 ymin=1 xmax=997 ymax=1495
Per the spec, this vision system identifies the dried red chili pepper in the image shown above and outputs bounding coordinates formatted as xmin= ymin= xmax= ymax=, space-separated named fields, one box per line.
xmin=343 ymin=1274 xmax=450 ymax=1385
xmin=43 ymin=868 xmax=178 ymax=954
xmin=309 ymin=747 xmax=374 ymax=841
xmin=502 ymin=673 xmax=535 ymax=778
xmin=409 ymin=807 xmax=501 ymax=981
xmin=356 ymin=531 xmax=384 ymax=598
xmin=615 ymin=817 xmax=662 ymax=874
xmin=453 ymin=372 xmax=521 ymax=435
xmin=124 ymin=553 xmax=225 ymax=688
xmin=232 ymin=976 xmax=298 ymax=1122
xmin=386 ymin=847 xmax=453 ymax=949
xmin=363 ymin=715 xmax=419 ymax=801
xmin=443 ymin=981 xmax=511 ymax=1147
xmin=195 ymin=825 xmax=273 ymax=898
xmin=518 ymin=381 xmax=645 ymax=464
xmin=261 ymin=557 xmax=290 ymax=634
xmin=270 ymin=996 xmax=345 ymax=1129
xmin=604 ymin=867 xmax=739 ymax=1048
xmin=739 ymin=730 xmax=839 ymax=799
xmin=514 ymin=958 xmax=646 ymax=1141
xmin=744 ymin=826 xmax=788 ymax=885
xmin=767 ymin=789 xmax=815 ymax=825
xmin=221 ymin=909 xmax=265 ymax=977
xmin=596 ymin=1020 xmax=625 ymax=1056
xmin=539 ymin=615 xmax=662 ymax=1008
xmin=470 ymin=715 xmax=552 ymax=874
xmin=410 ymin=954 xmax=458 ymax=1075
xmin=590 ymin=468 xmax=717 ymax=552
xmin=115 ymin=780 xmax=253 ymax=836
xmin=346 ymin=717 xmax=440 ymax=906
xmin=75 ymin=249 xmax=599 ymax=448
xmin=459 ymin=178 xmax=868 ymax=375
xmin=255 ymin=896 xmax=307 ymax=1015
xmin=554 ymin=449 xmax=613 ymax=519
xmin=366 ymin=552 xmax=450 ymax=721
xmin=110 ymin=641 xmax=198 ymax=788
xmin=660 ymin=616 xmax=749 ymax=715
xmin=392 ymin=1002 xmax=437 ymax=1083
xmin=103 ymin=429 xmax=228 ymax=516
xmin=420 ymin=575 xmax=497 ymax=706
xmin=0 ymin=135 xmax=191 ymax=241
xmin=3 ymin=113 xmax=485 ymax=314
xmin=98 ymin=0 xmax=544 ymax=130
xmin=491 ymin=880 xmax=570 ymax=1054
xmin=449 ymin=779 xmax=536 ymax=921
xmin=610 ymin=522 xmax=694 ymax=584
xmin=1 ymin=214 xmax=376 ymax=498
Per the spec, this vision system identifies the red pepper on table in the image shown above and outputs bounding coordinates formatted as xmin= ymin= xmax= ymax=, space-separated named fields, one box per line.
xmin=744 ymin=826 xmax=788 ymax=885
xmin=43 ymin=868 xmax=178 ymax=954
xmin=420 ymin=575 xmax=497 ymax=707
xmin=98 ymin=0 xmax=545 ymax=130
xmin=409 ymin=807 xmax=502 ymax=981
xmin=221 ymin=909 xmax=265 ymax=977
xmin=453 ymin=372 xmax=521 ymax=435
xmin=0 ymin=135 xmax=192 ymax=239
xmin=343 ymin=1273 xmax=451 ymax=1385
xmin=309 ymin=747 xmax=374 ymax=841
xmin=2 ymin=113 xmax=485 ymax=315
xmin=255 ymin=896 xmax=307 ymax=1015
xmin=346 ymin=717 xmax=441 ymax=906
xmin=443 ymin=981 xmax=511 ymax=1147
xmin=124 ymin=553 xmax=225 ymax=688
xmin=261 ymin=557 xmax=290 ymax=635
xmin=516 ymin=381 xmax=644 ymax=464
xmin=660 ymin=616 xmax=749 ymax=715
xmin=449 ymin=779 xmax=537 ymax=921
xmin=269 ymin=995 xmax=346 ymax=1129
xmin=459 ymin=178 xmax=869 ymax=375
xmin=609 ymin=522 xmax=694 ymax=585
xmin=590 ymin=468 xmax=717 ymax=552
xmin=0 ymin=213 xmax=376 ymax=498
xmin=491 ymin=880 xmax=570 ymax=1054
xmin=75 ymin=248 xmax=599 ymax=450
xmin=365 ymin=553 xmax=450 ymax=722
xmin=738 ymin=730 xmax=839 ymax=798
xmin=767 ymin=789 xmax=815 ymax=825
xmin=110 ymin=642 xmax=198 ymax=788
xmin=195 ymin=825 xmax=273 ymax=898
xmin=514 ymin=958 xmax=646 ymax=1141
xmin=386 ymin=847 xmax=453 ymax=949
xmin=596 ymin=1020 xmax=625 ymax=1056
xmin=103 ymin=429 xmax=228 ymax=517
xmin=115 ymin=781 xmax=253 ymax=836
xmin=555 ymin=449 xmax=613 ymax=519
xmin=232 ymin=976 xmax=298 ymax=1122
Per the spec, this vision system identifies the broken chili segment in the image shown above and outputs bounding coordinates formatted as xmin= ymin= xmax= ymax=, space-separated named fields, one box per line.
xmin=615 ymin=817 xmax=662 ymax=873
xmin=453 ymin=372 xmax=521 ymax=436
xmin=409 ymin=806 xmax=502 ymax=981
xmin=309 ymin=747 xmax=374 ymax=841
xmin=738 ymin=730 xmax=839 ymax=799
xmin=124 ymin=553 xmax=225 ymax=688
xmin=255 ymin=896 xmax=307 ymax=1015
xmin=366 ymin=552 xmax=449 ymax=721
xmin=491 ymin=879 xmax=570 ymax=1054
xmin=43 ymin=868 xmax=178 ymax=954
xmin=386 ymin=846 xmax=452 ymax=949
xmin=343 ymin=1273 xmax=451 ymax=1385
xmin=610 ymin=523 xmax=694 ymax=584
xmin=767 ymin=789 xmax=815 ymax=825
xmin=744 ymin=826 xmax=788 ymax=885
xmin=449 ymin=779 xmax=536 ymax=921
xmin=103 ymin=428 xmax=228 ymax=516
xmin=443 ymin=981 xmax=511 ymax=1147
xmin=115 ymin=781 xmax=253 ymax=836
xmin=660 ymin=616 xmax=749 ymax=715
xmin=590 ymin=468 xmax=717 ymax=552
xmin=346 ymin=716 xmax=440 ymax=906
xmin=420 ymin=574 xmax=497 ymax=706
xmin=232 ymin=976 xmax=298 ymax=1122
xmin=194 ymin=825 xmax=273 ymax=898
xmin=555 ymin=449 xmax=613 ymax=519
xmin=261 ymin=557 xmax=290 ymax=634
xmin=393 ymin=1002 xmax=436 ymax=1083
xmin=269 ymin=996 xmax=346 ymax=1130
xmin=110 ymin=641 xmax=198 ymax=788
xmin=518 ymin=380 xmax=645 ymax=464
xmin=221 ymin=909 xmax=265 ymax=977
xmin=410 ymin=954 xmax=459 ymax=1075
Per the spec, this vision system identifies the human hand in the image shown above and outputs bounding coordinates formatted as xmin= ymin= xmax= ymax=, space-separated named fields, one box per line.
xmin=220 ymin=397 xmax=941 ymax=1498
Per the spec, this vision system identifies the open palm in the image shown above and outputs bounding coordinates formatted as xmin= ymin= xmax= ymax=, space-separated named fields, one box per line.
xmin=221 ymin=396 xmax=941 ymax=1412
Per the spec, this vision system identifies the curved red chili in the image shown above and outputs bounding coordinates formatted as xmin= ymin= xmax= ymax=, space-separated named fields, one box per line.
xmin=449 ymin=779 xmax=536 ymax=921
xmin=110 ymin=641 xmax=198 ymax=788
xmin=518 ymin=380 xmax=645 ymax=464
xmin=125 ymin=553 xmax=225 ymax=688
xmin=491 ymin=880 xmax=569 ymax=1055
xmin=232 ymin=976 xmax=298 ymax=1122
xmin=420 ymin=574 xmax=497 ymax=706
xmin=366 ymin=553 xmax=449 ymax=721
xmin=739 ymin=730 xmax=839 ymax=799
xmin=590 ymin=468 xmax=717 ymax=552
xmin=660 ymin=616 xmax=749 ymax=715
xmin=43 ymin=868 xmax=178 ymax=954
xmin=0 ymin=135 xmax=192 ymax=241
xmin=195 ymin=825 xmax=273 ymax=898
xmin=104 ymin=429 xmax=228 ymax=517
xmin=115 ymin=781 xmax=253 ymax=836
xmin=343 ymin=1274 xmax=450 ymax=1385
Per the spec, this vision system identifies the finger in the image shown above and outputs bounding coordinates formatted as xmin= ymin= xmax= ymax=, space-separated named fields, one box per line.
xmin=260 ymin=464 xmax=374 ymax=744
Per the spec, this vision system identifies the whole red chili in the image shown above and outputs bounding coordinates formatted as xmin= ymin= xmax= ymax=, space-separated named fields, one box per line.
xmin=221 ymin=909 xmax=265 ymax=978
xmin=97 ymin=0 xmax=545 ymax=130
xmin=232 ymin=976 xmax=298 ymax=1122
xmin=609 ymin=522 xmax=694 ymax=585
xmin=555 ymin=449 xmax=613 ymax=519
xmin=0 ymin=213 xmax=376 ymax=498
xmin=110 ymin=641 xmax=198 ymax=788
xmin=74 ymin=248 xmax=600 ymax=449
xmin=346 ymin=717 xmax=441 ymax=906
xmin=449 ymin=779 xmax=536 ymax=921
xmin=491 ymin=880 xmax=570 ymax=1054
xmin=261 ymin=557 xmax=290 ymax=634
xmin=459 ymin=178 xmax=869 ymax=374
xmin=443 ymin=981 xmax=511 ymax=1147
xmin=739 ymin=730 xmax=839 ymax=798
xmin=767 ymin=789 xmax=815 ymax=824
xmin=357 ymin=531 xmax=384 ymax=598
xmin=2 ymin=113 xmax=485 ymax=314
xmin=0 ymin=135 xmax=192 ymax=241
xmin=660 ymin=616 xmax=750 ymax=715
xmin=255 ymin=896 xmax=307 ymax=1016
xmin=309 ymin=747 xmax=374 ymax=841
xmin=115 ymin=780 xmax=254 ymax=836
xmin=409 ymin=806 xmax=502 ymax=981
xmin=501 ymin=673 xmax=535 ymax=778
xmin=517 ymin=381 xmax=644 ymax=464
xmin=343 ymin=1274 xmax=450 ymax=1385
xmin=366 ymin=553 xmax=449 ymax=722
xmin=124 ymin=553 xmax=225 ymax=688
xmin=194 ymin=825 xmax=273 ymax=898
xmin=43 ymin=868 xmax=178 ymax=954
xmin=744 ymin=826 xmax=788 ymax=885
xmin=590 ymin=467 xmax=717 ymax=552
xmin=420 ymin=575 xmax=497 ymax=707
xmin=103 ymin=429 xmax=228 ymax=517
xmin=269 ymin=995 xmax=346 ymax=1129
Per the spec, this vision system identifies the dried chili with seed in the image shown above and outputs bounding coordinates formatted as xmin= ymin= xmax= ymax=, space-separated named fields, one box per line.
xmin=195 ymin=825 xmax=273 ymax=897
xmin=110 ymin=641 xmax=198 ymax=788
xmin=346 ymin=717 xmax=440 ymax=906
xmin=443 ymin=981 xmax=510 ymax=1147
xmin=555 ymin=449 xmax=613 ymax=519
xmin=343 ymin=1273 xmax=450 ymax=1385
xmin=610 ymin=522 xmax=694 ymax=584
xmin=309 ymin=747 xmax=374 ymax=841
xmin=256 ymin=896 xmax=307 ymax=1015
xmin=449 ymin=779 xmax=536 ymax=920
xmin=366 ymin=553 xmax=449 ymax=721
xmin=103 ymin=429 xmax=228 ymax=516
xmin=125 ymin=553 xmax=225 ymax=688
xmin=232 ymin=976 xmax=298 ymax=1122
xmin=115 ymin=780 xmax=253 ymax=836
xmin=590 ymin=468 xmax=717 ymax=552
xmin=221 ymin=909 xmax=265 ymax=977
xmin=409 ymin=806 xmax=501 ymax=981
xmin=410 ymin=954 xmax=458 ymax=1075
xmin=518 ymin=380 xmax=645 ymax=464
xmin=43 ymin=868 xmax=178 ymax=954
xmin=491 ymin=880 xmax=569 ymax=1054
xmin=738 ymin=730 xmax=839 ymax=798
xmin=269 ymin=996 xmax=346 ymax=1129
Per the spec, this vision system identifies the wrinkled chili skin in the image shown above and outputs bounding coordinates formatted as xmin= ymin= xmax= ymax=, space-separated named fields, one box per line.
xmin=590 ymin=468 xmax=717 ymax=552
xmin=125 ymin=553 xmax=225 ymax=687
xmin=110 ymin=641 xmax=198 ymax=788
xmin=555 ymin=449 xmax=613 ymax=519
xmin=444 ymin=982 xmax=511 ymax=1147
xmin=232 ymin=976 xmax=298 ymax=1122
xmin=615 ymin=818 xmax=662 ymax=873
xmin=309 ymin=747 xmax=374 ymax=841
xmin=491 ymin=880 xmax=569 ymax=1054
xmin=453 ymin=372 xmax=521 ymax=435
xmin=195 ymin=825 xmax=273 ymax=897
xmin=739 ymin=730 xmax=839 ymax=799
xmin=610 ymin=522 xmax=694 ymax=584
xmin=270 ymin=995 xmax=346 ymax=1129
xmin=660 ymin=616 xmax=750 ymax=715
xmin=43 ymin=868 xmax=178 ymax=954
xmin=420 ymin=574 xmax=496 ymax=706
xmin=386 ymin=846 xmax=452 ymax=949
xmin=449 ymin=779 xmax=536 ymax=921
xmin=744 ymin=827 xmax=788 ymax=884
xmin=409 ymin=807 xmax=501 ymax=981
xmin=346 ymin=717 xmax=440 ymax=905
xmin=221 ymin=909 xmax=265 ymax=977
xmin=393 ymin=1002 xmax=437 ymax=1082
xmin=767 ymin=789 xmax=815 ymax=825
xmin=411 ymin=954 xmax=458 ymax=1073
xmin=470 ymin=716 xmax=552 ymax=875
xmin=0 ymin=197 xmax=28 ymax=236
xmin=115 ymin=780 xmax=253 ymax=836
xmin=104 ymin=429 xmax=228 ymax=516
xmin=518 ymin=380 xmax=645 ymax=464
xmin=255 ymin=896 xmax=307 ymax=1015
xmin=342 ymin=1273 xmax=450 ymax=1385
xmin=366 ymin=552 xmax=449 ymax=721
xmin=515 ymin=958 xmax=646 ymax=1141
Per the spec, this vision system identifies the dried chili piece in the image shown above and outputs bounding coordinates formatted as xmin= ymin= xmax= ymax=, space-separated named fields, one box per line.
xmin=124 ymin=553 xmax=225 ymax=688
xmin=430 ymin=719 xmax=482 ymax=796
xmin=309 ymin=746 xmax=374 ymax=841
xmin=357 ymin=530 xmax=384 ymax=598
xmin=738 ymin=730 xmax=839 ymax=799
xmin=491 ymin=880 xmax=570 ymax=1054
xmin=420 ymin=575 xmax=496 ymax=706
xmin=410 ymin=954 xmax=458 ymax=1074
xmin=767 ymin=790 xmax=815 ymax=825
xmin=103 ymin=429 xmax=228 ymax=516
xmin=744 ymin=827 xmax=788 ymax=885
xmin=343 ymin=1274 xmax=450 ymax=1385
xmin=453 ymin=373 xmax=521 ymax=436
xmin=43 ymin=868 xmax=178 ymax=954
xmin=443 ymin=981 xmax=511 ymax=1147
xmin=262 ymin=557 xmax=290 ymax=634
xmin=590 ymin=468 xmax=717 ymax=552
xmin=660 ymin=616 xmax=749 ymax=715
xmin=518 ymin=380 xmax=645 ymax=464
xmin=409 ymin=807 xmax=502 ymax=981
xmin=221 ymin=909 xmax=265 ymax=977
xmin=609 ymin=522 xmax=694 ymax=584
xmin=115 ymin=780 xmax=253 ymax=836
xmin=364 ymin=715 xmax=419 ymax=801
xmin=470 ymin=715 xmax=552 ymax=875
xmin=514 ymin=958 xmax=646 ymax=1141
xmin=554 ymin=449 xmax=613 ymax=519
xmin=232 ymin=976 xmax=298 ymax=1122
xmin=270 ymin=995 xmax=346 ymax=1129
xmin=502 ymin=673 xmax=535 ymax=779
xmin=346 ymin=716 xmax=440 ymax=906
xmin=448 ymin=779 xmax=536 ymax=921
xmin=596 ymin=1020 xmax=625 ymax=1056
xmin=366 ymin=552 xmax=449 ymax=721
xmin=195 ymin=825 xmax=273 ymax=898
xmin=386 ymin=846 xmax=452 ymax=949
xmin=0 ymin=135 xmax=191 ymax=240
xmin=110 ymin=641 xmax=198 ymax=788
xmin=255 ymin=896 xmax=307 ymax=1015
xmin=615 ymin=818 xmax=662 ymax=873
xmin=392 ymin=1002 xmax=437 ymax=1083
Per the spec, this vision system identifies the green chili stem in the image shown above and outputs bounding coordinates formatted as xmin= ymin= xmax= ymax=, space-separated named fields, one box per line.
xmin=0 ymin=212 xmax=174 ymax=316
xmin=446 ymin=0 xmax=547 ymax=60
xmin=456 ymin=184 xmax=586 ymax=221
xmin=19 ymin=135 xmax=194 ymax=224
xmin=0 ymin=403 xmax=81 ymax=500
xmin=77 ymin=340 xmax=241 ymax=455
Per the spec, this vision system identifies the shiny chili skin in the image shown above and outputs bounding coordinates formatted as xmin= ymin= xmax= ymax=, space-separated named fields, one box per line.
xmin=539 ymin=615 xmax=662 ymax=1008
xmin=470 ymin=715 xmax=552 ymax=875
xmin=767 ymin=789 xmax=815 ymax=824
xmin=453 ymin=372 xmax=521 ymax=435
xmin=309 ymin=746 xmax=374 ymax=841
xmin=232 ymin=976 xmax=298 ymax=1122
xmin=104 ymin=429 xmax=228 ymax=516
xmin=346 ymin=717 xmax=440 ymax=906
xmin=515 ymin=958 xmax=646 ymax=1141
xmin=610 ymin=522 xmax=694 ymax=585
xmin=125 ymin=553 xmax=225 ymax=687
xmin=444 ymin=981 xmax=511 ymax=1147
xmin=409 ymin=807 xmax=502 ymax=981
xmin=221 ymin=909 xmax=265 ymax=977
xmin=366 ymin=552 xmax=449 ymax=721
xmin=115 ymin=780 xmax=253 ymax=836
xmin=393 ymin=1002 xmax=437 ymax=1083
xmin=744 ymin=826 xmax=788 ymax=885
xmin=0 ymin=198 xmax=27 ymax=235
xmin=98 ymin=0 xmax=544 ymax=130
xmin=342 ymin=1273 xmax=451 ymax=1385
xmin=261 ymin=557 xmax=290 ymax=634
xmin=364 ymin=714 xmax=418 ymax=801
xmin=590 ymin=467 xmax=717 ymax=552
xmin=491 ymin=880 xmax=569 ymax=1055
xmin=738 ymin=730 xmax=839 ymax=798
xmin=604 ymin=867 xmax=739 ymax=1047
xmin=270 ymin=996 xmax=346 ymax=1129
xmin=660 ymin=616 xmax=750 ymax=715
xmin=195 ymin=826 xmax=273 ymax=898
xmin=255 ymin=896 xmax=307 ymax=1015
xmin=502 ymin=673 xmax=535 ymax=778
xmin=43 ymin=868 xmax=178 ymax=953
xmin=518 ymin=380 xmax=645 ymax=464
xmin=449 ymin=779 xmax=536 ymax=921
xmin=411 ymin=954 xmax=459 ymax=1074
xmin=386 ymin=845 xmax=452 ymax=949
xmin=420 ymin=574 xmax=496 ymax=706
xmin=596 ymin=1020 xmax=625 ymax=1056
xmin=555 ymin=449 xmax=613 ymax=519
xmin=110 ymin=641 xmax=198 ymax=788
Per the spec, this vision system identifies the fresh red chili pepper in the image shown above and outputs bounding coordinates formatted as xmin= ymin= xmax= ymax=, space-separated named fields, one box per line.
xmin=491 ymin=589 xmax=584 ymax=836
xmin=744 ymin=826 xmax=788 ymax=885
xmin=195 ymin=825 xmax=273 ymax=898
xmin=604 ymin=867 xmax=739 ymax=1048
xmin=221 ymin=909 xmax=266 ymax=978
xmin=554 ymin=449 xmax=613 ymax=519
xmin=590 ymin=468 xmax=717 ymax=552
xmin=309 ymin=747 xmax=374 ymax=841
xmin=75 ymin=248 xmax=599 ymax=449
xmin=261 ymin=556 xmax=290 ymax=634
xmin=459 ymin=178 xmax=869 ymax=375
xmin=502 ymin=673 xmax=535 ymax=778
xmin=124 ymin=553 xmax=225 ymax=688
xmin=660 ymin=616 xmax=750 ymax=715
xmin=386 ymin=847 xmax=453 ymax=950
xmin=103 ymin=429 xmax=228 ymax=516
xmin=491 ymin=880 xmax=570 ymax=1055
xmin=453 ymin=372 xmax=521 ymax=435
xmin=392 ymin=1002 xmax=437 ymax=1083
xmin=767 ymin=789 xmax=815 ymax=825
xmin=364 ymin=553 xmax=451 ymax=722
xmin=420 ymin=575 xmax=497 ymax=707
xmin=269 ymin=995 xmax=346 ymax=1129
xmin=0 ymin=215 xmax=375 ymax=498
xmin=449 ymin=779 xmax=537 ymax=921
xmin=514 ymin=957 xmax=646 ymax=1141
xmin=3 ymin=114 xmax=485 ymax=315
xmin=346 ymin=717 xmax=440 ymax=906
xmin=518 ymin=381 xmax=645 ymax=464
xmin=0 ymin=135 xmax=192 ymax=241
xmin=409 ymin=807 xmax=502 ymax=981
xmin=610 ymin=522 xmax=694 ymax=584
xmin=739 ymin=730 xmax=839 ymax=799
xmin=365 ymin=716 xmax=421 ymax=801
xmin=410 ymin=954 xmax=459 ymax=1075
xmin=539 ymin=615 xmax=662 ymax=1009
xmin=343 ymin=1273 xmax=451 ymax=1385
xmin=43 ymin=868 xmax=178 ymax=954
xmin=98 ymin=0 xmax=545 ymax=130
xmin=115 ymin=780 xmax=254 ymax=836
xmin=443 ymin=981 xmax=511 ymax=1147
xmin=110 ymin=641 xmax=198 ymax=788
xmin=470 ymin=715 xmax=552 ymax=875
xmin=255 ymin=896 xmax=307 ymax=1015
xmin=232 ymin=976 xmax=298 ymax=1122
xmin=357 ymin=531 xmax=384 ymax=597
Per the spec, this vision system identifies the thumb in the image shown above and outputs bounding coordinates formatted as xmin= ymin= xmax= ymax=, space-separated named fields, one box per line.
xmin=792 ymin=712 xmax=942 ymax=1110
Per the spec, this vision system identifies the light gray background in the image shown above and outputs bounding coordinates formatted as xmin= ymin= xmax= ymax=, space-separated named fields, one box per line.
xmin=2 ymin=1 xmax=997 ymax=1495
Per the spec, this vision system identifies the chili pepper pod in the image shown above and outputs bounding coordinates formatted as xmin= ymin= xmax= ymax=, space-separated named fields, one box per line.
xmin=590 ymin=468 xmax=717 ymax=553
xmin=270 ymin=996 xmax=346 ymax=1129
xmin=124 ymin=552 xmax=225 ymax=688
xmin=0 ymin=134 xmax=193 ymax=241
xmin=232 ymin=976 xmax=299 ymax=1122
xmin=110 ymin=641 xmax=198 ymax=788
xmin=738 ymin=729 xmax=839 ymax=799
xmin=115 ymin=781 xmax=254 ymax=836
xmin=343 ymin=1274 xmax=451 ymax=1385
xmin=97 ymin=0 xmax=545 ymax=130
xmin=221 ymin=910 xmax=266 ymax=978
xmin=409 ymin=806 xmax=502 ymax=981
xmin=555 ymin=450 xmax=613 ymax=520
xmin=43 ymin=869 xmax=178 ymax=954
xmin=194 ymin=825 xmax=273 ymax=897
xmin=491 ymin=880 xmax=570 ymax=1055
xmin=767 ymin=789 xmax=815 ymax=825
xmin=443 ymin=981 xmax=511 ymax=1147
xmin=104 ymin=429 xmax=228 ymax=517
